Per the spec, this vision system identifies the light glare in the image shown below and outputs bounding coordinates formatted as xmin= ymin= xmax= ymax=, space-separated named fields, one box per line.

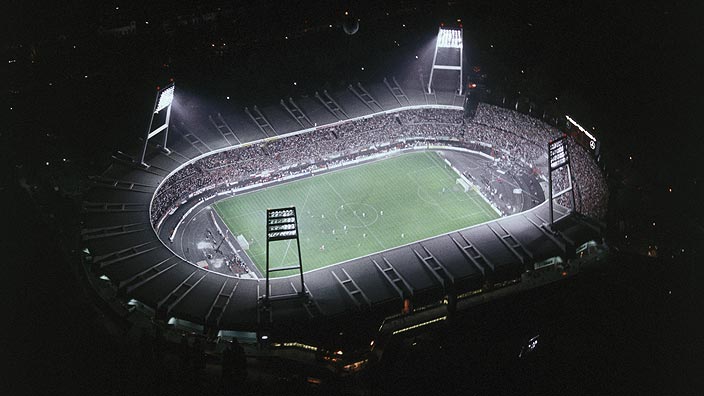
xmin=156 ymin=85 xmax=175 ymax=113
xmin=437 ymin=28 xmax=462 ymax=48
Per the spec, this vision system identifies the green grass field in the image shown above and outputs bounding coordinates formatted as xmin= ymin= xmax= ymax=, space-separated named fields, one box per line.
xmin=213 ymin=151 xmax=499 ymax=277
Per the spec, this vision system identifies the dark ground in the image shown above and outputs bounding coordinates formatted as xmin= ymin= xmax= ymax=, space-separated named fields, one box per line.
xmin=3 ymin=1 xmax=703 ymax=394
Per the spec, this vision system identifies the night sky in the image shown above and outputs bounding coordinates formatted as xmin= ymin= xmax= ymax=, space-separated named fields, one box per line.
xmin=4 ymin=1 xmax=703 ymax=395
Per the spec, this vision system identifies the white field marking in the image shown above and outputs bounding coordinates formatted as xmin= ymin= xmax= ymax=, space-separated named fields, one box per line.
xmin=334 ymin=203 xmax=379 ymax=229
xmin=429 ymin=151 xmax=498 ymax=220
xmin=210 ymin=207 xmax=263 ymax=278
xmin=215 ymin=151 xmax=423 ymax=265
xmin=410 ymin=174 xmax=456 ymax=221
xmin=278 ymin=181 xmax=315 ymax=266
xmin=207 ymin=150 xmax=507 ymax=279
xmin=279 ymin=240 xmax=294 ymax=267
xmin=268 ymin=200 xmax=555 ymax=280
xmin=461 ymin=178 xmax=497 ymax=219
xmin=467 ymin=181 xmax=502 ymax=218
xmin=152 ymin=143 xmax=503 ymax=279
xmin=258 ymin=152 xmax=555 ymax=278
xmin=151 ymin=105 xmax=464 ymax=222
xmin=443 ymin=162 xmax=496 ymax=220
xmin=404 ymin=165 xmax=444 ymax=178
xmin=472 ymin=189 xmax=497 ymax=219
xmin=212 ymin=150 xmax=415 ymax=205
xmin=217 ymin=151 xmax=433 ymax=223
xmin=322 ymin=176 xmax=386 ymax=251
xmin=351 ymin=209 xmax=385 ymax=250
xmin=451 ymin=208 xmax=486 ymax=221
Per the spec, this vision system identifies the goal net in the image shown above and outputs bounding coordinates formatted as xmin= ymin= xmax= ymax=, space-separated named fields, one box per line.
xmin=236 ymin=234 xmax=250 ymax=250
xmin=456 ymin=178 xmax=471 ymax=192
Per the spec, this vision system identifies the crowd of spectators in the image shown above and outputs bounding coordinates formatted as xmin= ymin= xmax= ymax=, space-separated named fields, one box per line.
xmin=151 ymin=104 xmax=607 ymax=223
xmin=225 ymin=254 xmax=249 ymax=275
xmin=564 ymin=138 xmax=608 ymax=219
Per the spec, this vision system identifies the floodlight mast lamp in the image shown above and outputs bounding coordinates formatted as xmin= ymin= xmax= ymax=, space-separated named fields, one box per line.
xmin=264 ymin=207 xmax=306 ymax=305
xmin=428 ymin=27 xmax=464 ymax=95
xmin=138 ymin=82 xmax=175 ymax=167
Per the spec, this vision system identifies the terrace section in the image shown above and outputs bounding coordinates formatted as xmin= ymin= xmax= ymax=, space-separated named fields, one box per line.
xmin=81 ymin=79 xmax=604 ymax=334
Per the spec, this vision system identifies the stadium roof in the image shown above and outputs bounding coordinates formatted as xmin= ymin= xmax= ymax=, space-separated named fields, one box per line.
xmin=82 ymin=78 xmax=602 ymax=332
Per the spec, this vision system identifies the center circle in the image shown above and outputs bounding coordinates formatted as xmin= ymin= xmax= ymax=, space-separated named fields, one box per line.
xmin=335 ymin=202 xmax=379 ymax=228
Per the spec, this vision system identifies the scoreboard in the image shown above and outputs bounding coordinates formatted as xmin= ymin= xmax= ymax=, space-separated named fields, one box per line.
xmin=565 ymin=115 xmax=600 ymax=159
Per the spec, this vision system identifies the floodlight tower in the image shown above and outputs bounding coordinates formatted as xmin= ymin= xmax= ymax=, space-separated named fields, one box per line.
xmin=547 ymin=136 xmax=578 ymax=227
xmin=138 ymin=82 xmax=175 ymax=167
xmin=264 ymin=207 xmax=306 ymax=304
xmin=428 ymin=27 xmax=464 ymax=95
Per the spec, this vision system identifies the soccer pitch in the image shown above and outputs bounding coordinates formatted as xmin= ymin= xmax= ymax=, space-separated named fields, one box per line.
xmin=213 ymin=151 xmax=499 ymax=277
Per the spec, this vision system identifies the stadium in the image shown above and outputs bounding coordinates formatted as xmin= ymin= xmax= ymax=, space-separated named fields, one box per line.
xmin=81 ymin=26 xmax=608 ymax=370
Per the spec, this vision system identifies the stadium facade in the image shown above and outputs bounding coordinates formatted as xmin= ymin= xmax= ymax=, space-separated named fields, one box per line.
xmin=81 ymin=56 xmax=608 ymax=368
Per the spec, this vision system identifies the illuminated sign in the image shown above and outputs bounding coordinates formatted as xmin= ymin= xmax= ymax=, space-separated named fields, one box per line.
xmin=565 ymin=115 xmax=600 ymax=157
xmin=565 ymin=115 xmax=596 ymax=141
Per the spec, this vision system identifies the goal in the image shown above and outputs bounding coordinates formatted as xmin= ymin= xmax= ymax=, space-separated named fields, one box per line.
xmin=236 ymin=234 xmax=250 ymax=250
xmin=456 ymin=178 xmax=471 ymax=192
